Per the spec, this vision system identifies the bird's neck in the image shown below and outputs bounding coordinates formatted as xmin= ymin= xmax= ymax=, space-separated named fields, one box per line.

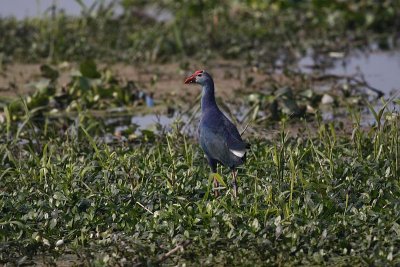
xmin=201 ymin=80 xmax=217 ymax=112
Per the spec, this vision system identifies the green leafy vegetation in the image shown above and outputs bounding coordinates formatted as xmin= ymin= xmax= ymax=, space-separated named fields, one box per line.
xmin=4 ymin=61 xmax=156 ymax=119
xmin=1 ymin=0 xmax=400 ymax=265
xmin=0 ymin=103 xmax=399 ymax=265
xmin=0 ymin=0 xmax=398 ymax=63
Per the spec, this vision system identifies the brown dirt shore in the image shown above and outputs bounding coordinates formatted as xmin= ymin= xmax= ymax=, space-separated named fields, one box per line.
xmin=0 ymin=60 xmax=290 ymax=103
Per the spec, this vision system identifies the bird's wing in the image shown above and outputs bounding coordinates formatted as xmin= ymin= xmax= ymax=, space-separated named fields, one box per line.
xmin=221 ymin=114 xmax=248 ymax=157
xmin=199 ymin=126 xmax=230 ymax=161
xmin=200 ymin=113 xmax=247 ymax=159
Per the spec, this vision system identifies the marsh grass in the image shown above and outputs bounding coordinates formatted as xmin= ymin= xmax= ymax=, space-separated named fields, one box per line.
xmin=0 ymin=102 xmax=399 ymax=265
xmin=0 ymin=1 xmax=399 ymax=64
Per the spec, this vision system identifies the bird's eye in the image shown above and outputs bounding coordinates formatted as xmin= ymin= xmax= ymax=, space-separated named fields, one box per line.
xmin=198 ymin=74 xmax=202 ymax=77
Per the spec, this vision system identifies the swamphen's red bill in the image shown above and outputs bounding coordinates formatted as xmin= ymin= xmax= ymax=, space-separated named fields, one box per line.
xmin=184 ymin=70 xmax=204 ymax=84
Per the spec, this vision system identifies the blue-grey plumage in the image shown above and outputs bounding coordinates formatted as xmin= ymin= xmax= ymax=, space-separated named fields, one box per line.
xmin=199 ymin=108 xmax=247 ymax=169
xmin=184 ymin=70 xmax=249 ymax=197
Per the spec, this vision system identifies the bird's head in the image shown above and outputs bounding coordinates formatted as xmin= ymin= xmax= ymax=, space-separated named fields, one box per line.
xmin=184 ymin=70 xmax=210 ymax=85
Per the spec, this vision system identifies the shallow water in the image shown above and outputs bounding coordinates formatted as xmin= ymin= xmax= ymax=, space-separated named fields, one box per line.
xmin=299 ymin=49 xmax=400 ymax=96
xmin=298 ymin=48 xmax=400 ymax=126
xmin=0 ymin=0 xmax=115 ymax=19
xmin=0 ymin=0 xmax=172 ymax=22
xmin=130 ymin=114 xmax=177 ymax=130
xmin=105 ymin=113 xmax=192 ymax=139
xmin=1 ymin=0 xmax=92 ymax=19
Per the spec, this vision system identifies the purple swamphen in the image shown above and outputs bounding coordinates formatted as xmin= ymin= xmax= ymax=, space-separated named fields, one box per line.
xmin=184 ymin=70 xmax=249 ymax=197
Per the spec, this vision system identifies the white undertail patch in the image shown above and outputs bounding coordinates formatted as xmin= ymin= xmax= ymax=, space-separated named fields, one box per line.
xmin=230 ymin=149 xmax=246 ymax=158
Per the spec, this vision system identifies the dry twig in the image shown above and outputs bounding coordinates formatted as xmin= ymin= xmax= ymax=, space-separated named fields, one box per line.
xmin=158 ymin=240 xmax=192 ymax=263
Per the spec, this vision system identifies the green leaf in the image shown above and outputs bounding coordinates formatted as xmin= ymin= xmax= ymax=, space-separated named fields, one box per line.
xmin=40 ymin=64 xmax=59 ymax=81
xmin=79 ymin=60 xmax=101 ymax=79
xmin=212 ymin=173 xmax=227 ymax=188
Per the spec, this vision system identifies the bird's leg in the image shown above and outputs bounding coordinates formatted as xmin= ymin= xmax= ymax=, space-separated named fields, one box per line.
xmin=231 ymin=170 xmax=238 ymax=198
xmin=208 ymin=158 xmax=219 ymax=197
xmin=213 ymin=175 xmax=220 ymax=197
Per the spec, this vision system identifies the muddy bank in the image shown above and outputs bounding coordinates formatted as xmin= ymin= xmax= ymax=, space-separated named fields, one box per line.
xmin=0 ymin=60 xmax=291 ymax=103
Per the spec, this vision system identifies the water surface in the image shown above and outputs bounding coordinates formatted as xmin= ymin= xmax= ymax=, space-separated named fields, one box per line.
xmin=299 ymin=49 xmax=400 ymax=96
